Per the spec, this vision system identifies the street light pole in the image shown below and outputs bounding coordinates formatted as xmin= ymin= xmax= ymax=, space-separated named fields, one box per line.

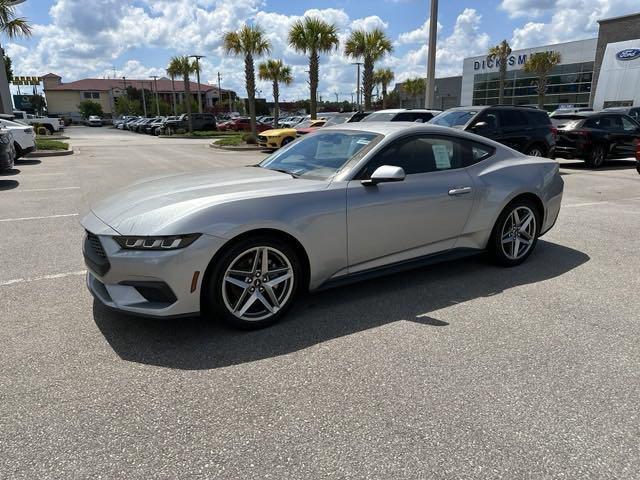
xmin=425 ymin=0 xmax=438 ymax=109
xmin=151 ymin=75 xmax=160 ymax=116
xmin=190 ymin=55 xmax=205 ymax=113
xmin=141 ymin=81 xmax=147 ymax=117
xmin=351 ymin=62 xmax=363 ymax=111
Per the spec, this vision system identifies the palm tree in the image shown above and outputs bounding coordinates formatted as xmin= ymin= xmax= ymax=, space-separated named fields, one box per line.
xmin=373 ymin=68 xmax=394 ymax=109
xmin=0 ymin=0 xmax=31 ymax=114
xmin=487 ymin=40 xmax=512 ymax=104
xmin=258 ymin=59 xmax=292 ymax=127
xmin=345 ymin=28 xmax=393 ymax=110
xmin=288 ymin=17 xmax=339 ymax=120
xmin=167 ymin=55 xmax=197 ymax=132
xmin=0 ymin=1 xmax=32 ymax=37
xmin=523 ymin=51 xmax=562 ymax=109
xmin=224 ymin=24 xmax=271 ymax=137
xmin=165 ymin=65 xmax=179 ymax=116
xmin=402 ymin=78 xmax=426 ymax=108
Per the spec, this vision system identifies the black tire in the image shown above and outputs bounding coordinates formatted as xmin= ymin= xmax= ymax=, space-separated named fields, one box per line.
xmin=13 ymin=143 xmax=22 ymax=160
xmin=204 ymin=235 xmax=302 ymax=329
xmin=586 ymin=143 xmax=606 ymax=168
xmin=525 ymin=144 xmax=546 ymax=157
xmin=45 ymin=124 xmax=54 ymax=134
xmin=489 ymin=198 xmax=541 ymax=267
xmin=280 ymin=137 xmax=295 ymax=147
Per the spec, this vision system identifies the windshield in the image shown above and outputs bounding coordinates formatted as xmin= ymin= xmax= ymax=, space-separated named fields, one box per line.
xmin=430 ymin=110 xmax=478 ymax=127
xmin=259 ymin=131 xmax=379 ymax=180
xmin=361 ymin=112 xmax=396 ymax=122
xmin=325 ymin=114 xmax=350 ymax=126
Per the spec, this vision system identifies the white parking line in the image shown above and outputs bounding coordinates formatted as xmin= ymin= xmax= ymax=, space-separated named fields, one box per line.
xmin=0 ymin=213 xmax=78 ymax=222
xmin=5 ymin=186 xmax=80 ymax=193
xmin=0 ymin=270 xmax=87 ymax=286
xmin=564 ymin=196 xmax=640 ymax=208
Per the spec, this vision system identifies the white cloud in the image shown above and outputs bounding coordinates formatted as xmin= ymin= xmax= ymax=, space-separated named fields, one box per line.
xmin=396 ymin=19 xmax=442 ymax=45
xmin=499 ymin=0 xmax=556 ymax=18
xmin=349 ymin=16 xmax=389 ymax=32
xmin=510 ymin=0 xmax=640 ymax=48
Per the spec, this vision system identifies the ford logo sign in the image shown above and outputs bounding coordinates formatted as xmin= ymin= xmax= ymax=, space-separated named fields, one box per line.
xmin=616 ymin=48 xmax=640 ymax=61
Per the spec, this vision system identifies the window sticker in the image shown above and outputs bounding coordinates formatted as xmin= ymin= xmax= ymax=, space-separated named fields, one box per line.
xmin=432 ymin=144 xmax=451 ymax=169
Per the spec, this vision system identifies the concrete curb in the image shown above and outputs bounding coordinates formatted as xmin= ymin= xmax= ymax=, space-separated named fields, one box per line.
xmin=209 ymin=141 xmax=265 ymax=152
xmin=26 ymin=149 xmax=74 ymax=158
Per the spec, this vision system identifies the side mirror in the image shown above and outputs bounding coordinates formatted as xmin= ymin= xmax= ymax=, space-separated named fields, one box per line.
xmin=362 ymin=165 xmax=406 ymax=186
xmin=472 ymin=121 xmax=488 ymax=130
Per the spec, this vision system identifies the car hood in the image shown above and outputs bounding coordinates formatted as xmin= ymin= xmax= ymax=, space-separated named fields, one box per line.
xmin=261 ymin=128 xmax=296 ymax=137
xmin=90 ymin=167 xmax=328 ymax=235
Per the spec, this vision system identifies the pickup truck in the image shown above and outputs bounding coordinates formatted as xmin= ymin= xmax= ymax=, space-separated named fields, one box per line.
xmin=12 ymin=111 xmax=64 ymax=133
xmin=160 ymin=113 xmax=217 ymax=134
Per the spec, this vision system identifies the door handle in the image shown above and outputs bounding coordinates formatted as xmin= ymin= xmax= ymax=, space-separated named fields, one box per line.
xmin=448 ymin=187 xmax=472 ymax=196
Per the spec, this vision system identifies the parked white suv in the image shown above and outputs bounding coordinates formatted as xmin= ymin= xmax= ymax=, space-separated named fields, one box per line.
xmin=0 ymin=118 xmax=36 ymax=159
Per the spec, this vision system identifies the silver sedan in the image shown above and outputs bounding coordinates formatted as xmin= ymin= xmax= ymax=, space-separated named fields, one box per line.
xmin=81 ymin=123 xmax=563 ymax=328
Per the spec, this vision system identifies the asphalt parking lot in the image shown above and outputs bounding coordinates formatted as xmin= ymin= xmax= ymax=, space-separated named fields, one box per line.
xmin=1 ymin=126 xmax=639 ymax=479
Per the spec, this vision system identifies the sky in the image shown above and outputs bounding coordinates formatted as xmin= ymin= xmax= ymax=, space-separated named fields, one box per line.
xmin=6 ymin=0 xmax=640 ymax=102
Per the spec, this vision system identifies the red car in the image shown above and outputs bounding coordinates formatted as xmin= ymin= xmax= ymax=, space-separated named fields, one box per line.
xmin=224 ymin=118 xmax=270 ymax=132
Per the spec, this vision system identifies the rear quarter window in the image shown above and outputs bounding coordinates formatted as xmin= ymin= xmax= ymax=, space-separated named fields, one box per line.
xmin=528 ymin=110 xmax=551 ymax=125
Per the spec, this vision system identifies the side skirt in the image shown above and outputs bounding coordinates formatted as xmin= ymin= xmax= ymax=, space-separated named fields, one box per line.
xmin=315 ymin=248 xmax=483 ymax=291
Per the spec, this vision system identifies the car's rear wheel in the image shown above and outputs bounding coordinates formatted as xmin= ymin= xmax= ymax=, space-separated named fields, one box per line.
xmin=525 ymin=144 xmax=545 ymax=157
xmin=490 ymin=199 xmax=540 ymax=267
xmin=13 ymin=143 xmax=22 ymax=160
xmin=586 ymin=144 xmax=606 ymax=168
xmin=206 ymin=236 xmax=301 ymax=329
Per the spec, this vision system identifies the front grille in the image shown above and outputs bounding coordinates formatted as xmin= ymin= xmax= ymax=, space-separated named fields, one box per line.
xmin=87 ymin=232 xmax=106 ymax=258
xmin=84 ymin=231 xmax=110 ymax=276
xmin=258 ymin=135 xmax=267 ymax=143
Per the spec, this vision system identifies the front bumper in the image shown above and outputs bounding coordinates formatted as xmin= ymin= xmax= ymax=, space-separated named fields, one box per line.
xmin=82 ymin=212 xmax=228 ymax=318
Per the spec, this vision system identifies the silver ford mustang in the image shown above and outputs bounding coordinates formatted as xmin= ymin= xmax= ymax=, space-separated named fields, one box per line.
xmin=82 ymin=123 xmax=563 ymax=328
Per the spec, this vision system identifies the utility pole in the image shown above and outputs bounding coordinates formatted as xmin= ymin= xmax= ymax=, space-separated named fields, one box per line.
xmin=141 ymin=81 xmax=147 ymax=117
xmin=335 ymin=92 xmax=339 ymax=103
xmin=425 ymin=0 xmax=438 ymax=109
xmin=151 ymin=75 xmax=160 ymax=116
xmin=190 ymin=55 xmax=205 ymax=113
xmin=217 ymin=72 xmax=222 ymax=115
xmin=351 ymin=62 xmax=363 ymax=110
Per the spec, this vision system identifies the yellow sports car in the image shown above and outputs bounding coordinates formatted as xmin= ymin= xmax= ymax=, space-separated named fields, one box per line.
xmin=257 ymin=119 xmax=326 ymax=149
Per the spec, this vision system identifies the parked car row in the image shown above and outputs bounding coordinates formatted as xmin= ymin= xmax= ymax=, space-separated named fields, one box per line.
xmin=113 ymin=113 xmax=217 ymax=135
xmin=0 ymin=114 xmax=37 ymax=173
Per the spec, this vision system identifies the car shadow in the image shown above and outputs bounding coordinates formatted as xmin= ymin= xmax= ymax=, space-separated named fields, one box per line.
xmin=16 ymin=159 xmax=42 ymax=166
xmin=0 ymin=168 xmax=20 ymax=176
xmin=0 ymin=179 xmax=18 ymax=190
xmin=93 ymin=241 xmax=590 ymax=370
xmin=558 ymin=159 xmax=637 ymax=171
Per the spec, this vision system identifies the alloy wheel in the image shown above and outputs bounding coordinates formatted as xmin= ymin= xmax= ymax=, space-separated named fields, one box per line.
xmin=500 ymin=206 xmax=537 ymax=261
xmin=222 ymin=246 xmax=294 ymax=322
xmin=528 ymin=147 xmax=543 ymax=157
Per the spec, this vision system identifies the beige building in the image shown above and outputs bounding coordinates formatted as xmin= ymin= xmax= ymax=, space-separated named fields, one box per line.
xmin=42 ymin=73 xmax=233 ymax=119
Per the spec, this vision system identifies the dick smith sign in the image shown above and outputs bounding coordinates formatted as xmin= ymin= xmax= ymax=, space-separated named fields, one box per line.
xmin=474 ymin=50 xmax=556 ymax=71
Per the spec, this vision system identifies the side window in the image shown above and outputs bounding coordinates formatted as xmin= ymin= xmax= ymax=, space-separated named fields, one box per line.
xmin=359 ymin=135 xmax=462 ymax=178
xmin=393 ymin=112 xmax=416 ymax=122
xmin=499 ymin=109 xmax=528 ymax=128
xmin=621 ymin=116 xmax=638 ymax=131
xmin=462 ymin=140 xmax=495 ymax=166
xmin=417 ymin=112 xmax=435 ymax=122
xmin=474 ymin=111 xmax=499 ymax=130
xmin=629 ymin=108 xmax=640 ymax=120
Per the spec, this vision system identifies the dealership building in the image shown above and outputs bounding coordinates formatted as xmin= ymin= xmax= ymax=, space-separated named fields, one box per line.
xmin=460 ymin=12 xmax=640 ymax=111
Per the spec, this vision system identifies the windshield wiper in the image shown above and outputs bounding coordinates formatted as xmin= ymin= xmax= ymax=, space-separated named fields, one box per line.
xmin=268 ymin=168 xmax=300 ymax=178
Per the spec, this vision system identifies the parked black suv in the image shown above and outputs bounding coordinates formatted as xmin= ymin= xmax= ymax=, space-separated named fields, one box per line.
xmin=552 ymin=112 xmax=640 ymax=168
xmin=603 ymin=106 xmax=640 ymax=123
xmin=430 ymin=105 xmax=555 ymax=157
xmin=161 ymin=113 xmax=217 ymax=134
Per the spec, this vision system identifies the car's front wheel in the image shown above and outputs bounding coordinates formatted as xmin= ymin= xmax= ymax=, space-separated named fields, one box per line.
xmin=206 ymin=236 xmax=301 ymax=329
xmin=490 ymin=199 xmax=540 ymax=267
xmin=586 ymin=144 xmax=606 ymax=168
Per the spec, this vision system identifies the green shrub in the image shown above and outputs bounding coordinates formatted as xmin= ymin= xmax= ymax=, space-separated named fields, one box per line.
xmin=176 ymin=128 xmax=187 ymax=135
xmin=216 ymin=136 xmax=243 ymax=146
xmin=36 ymin=126 xmax=48 ymax=136
xmin=36 ymin=139 xmax=69 ymax=151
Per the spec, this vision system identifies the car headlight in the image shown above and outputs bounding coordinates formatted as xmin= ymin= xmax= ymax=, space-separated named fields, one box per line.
xmin=114 ymin=233 xmax=201 ymax=250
